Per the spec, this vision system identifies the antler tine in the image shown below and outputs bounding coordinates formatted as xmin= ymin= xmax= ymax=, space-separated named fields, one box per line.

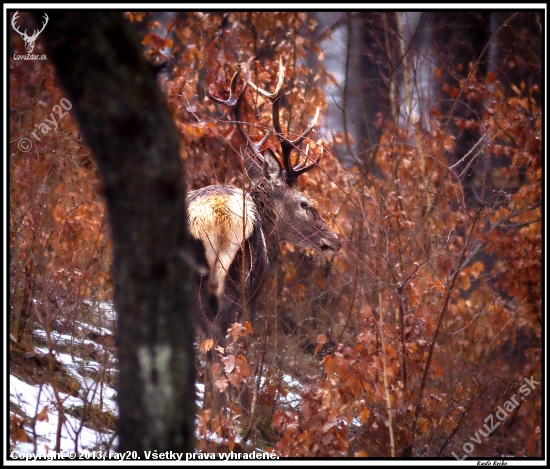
xmin=278 ymin=107 xmax=321 ymax=185
xmin=285 ymin=108 xmax=321 ymax=178
xmin=255 ymin=129 xmax=271 ymax=150
xmin=205 ymin=64 xmax=267 ymax=160
xmin=205 ymin=65 xmax=246 ymax=108
xmin=294 ymin=143 xmax=311 ymax=171
xmin=288 ymin=107 xmax=320 ymax=147
xmin=249 ymin=57 xmax=322 ymax=186
xmin=248 ymin=56 xmax=286 ymax=101
xmin=293 ymin=145 xmax=323 ymax=177
xmin=12 ymin=11 xmax=27 ymax=38
xmin=38 ymin=13 xmax=49 ymax=34
xmin=249 ymin=56 xmax=286 ymax=137
xmin=30 ymin=12 xmax=48 ymax=39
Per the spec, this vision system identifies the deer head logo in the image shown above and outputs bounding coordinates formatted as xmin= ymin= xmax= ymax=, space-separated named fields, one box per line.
xmin=12 ymin=11 xmax=49 ymax=54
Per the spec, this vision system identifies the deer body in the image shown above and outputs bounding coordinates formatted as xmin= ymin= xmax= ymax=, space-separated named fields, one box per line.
xmin=194 ymin=59 xmax=340 ymax=411
xmin=189 ymin=153 xmax=340 ymax=340
xmin=188 ymin=185 xmax=262 ymax=303
xmin=188 ymin=183 xmax=270 ymax=340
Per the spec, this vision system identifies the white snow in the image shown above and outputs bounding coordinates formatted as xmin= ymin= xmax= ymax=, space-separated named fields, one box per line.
xmin=10 ymin=375 xmax=115 ymax=454
xmin=10 ymin=301 xmax=310 ymax=455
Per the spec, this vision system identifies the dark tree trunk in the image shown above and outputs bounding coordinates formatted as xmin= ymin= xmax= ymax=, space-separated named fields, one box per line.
xmin=431 ymin=11 xmax=491 ymax=198
xmin=36 ymin=12 xmax=195 ymax=452
xmin=355 ymin=12 xmax=394 ymax=149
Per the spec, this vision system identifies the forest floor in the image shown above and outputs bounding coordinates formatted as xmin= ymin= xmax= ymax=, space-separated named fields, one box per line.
xmin=9 ymin=300 xmax=306 ymax=455
xmin=9 ymin=300 xmax=118 ymax=455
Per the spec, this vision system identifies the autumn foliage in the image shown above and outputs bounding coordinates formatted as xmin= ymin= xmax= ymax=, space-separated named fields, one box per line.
xmin=10 ymin=11 xmax=541 ymax=457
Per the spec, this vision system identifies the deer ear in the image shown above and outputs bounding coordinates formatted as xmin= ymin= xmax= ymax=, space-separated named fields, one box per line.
xmin=245 ymin=157 xmax=263 ymax=183
xmin=263 ymin=149 xmax=286 ymax=187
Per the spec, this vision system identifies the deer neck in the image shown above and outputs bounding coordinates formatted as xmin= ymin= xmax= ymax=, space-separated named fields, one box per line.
xmin=250 ymin=182 xmax=279 ymax=265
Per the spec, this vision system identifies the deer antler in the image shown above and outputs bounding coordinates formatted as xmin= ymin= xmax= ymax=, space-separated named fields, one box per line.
xmin=249 ymin=56 xmax=322 ymax=186
xmin=205 ymin=63 xmax=270 ymax=163
xmin=12 ymin=11 xmax=28 ymax=39
xmin=33 ymin=12 xmax=49 ymax=39
xmin=12 ymin=11 xmax=48 ymax=41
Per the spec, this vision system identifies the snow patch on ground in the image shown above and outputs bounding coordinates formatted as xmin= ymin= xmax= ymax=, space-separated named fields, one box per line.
xmin=10 ymin=374 xmax=116 ymax=453
xmin=82 ymin=300 xmax=117 ymax=322
xmin=10 ymin=301 xmax=310 ymax=454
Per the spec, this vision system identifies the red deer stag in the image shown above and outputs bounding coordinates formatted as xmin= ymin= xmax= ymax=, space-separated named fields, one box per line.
xmin=189 ymin=58 xmax=341 ymax=411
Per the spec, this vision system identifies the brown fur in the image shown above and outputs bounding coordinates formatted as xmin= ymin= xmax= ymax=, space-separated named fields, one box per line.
xmin=187 ymin=152 xmax=341 ymax=413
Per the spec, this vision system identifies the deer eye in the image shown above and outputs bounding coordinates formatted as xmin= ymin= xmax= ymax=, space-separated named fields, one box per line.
xmin=300 ymin=201 xmax=308 ymax=209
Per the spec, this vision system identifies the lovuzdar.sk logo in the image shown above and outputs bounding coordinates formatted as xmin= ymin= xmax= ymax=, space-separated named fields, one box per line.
xmin=12 ymin=11 xmax=48 ymax=60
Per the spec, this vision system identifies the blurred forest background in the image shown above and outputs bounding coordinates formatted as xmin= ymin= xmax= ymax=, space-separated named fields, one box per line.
xmin=9 ymin=10 xmax=542 ymax=457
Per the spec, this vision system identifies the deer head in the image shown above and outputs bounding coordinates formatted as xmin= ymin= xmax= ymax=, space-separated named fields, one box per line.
xmin=205 ymin=58 xmax=341 ymax=255
xmin=12 ymin=11 xmax=49 ymax=54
